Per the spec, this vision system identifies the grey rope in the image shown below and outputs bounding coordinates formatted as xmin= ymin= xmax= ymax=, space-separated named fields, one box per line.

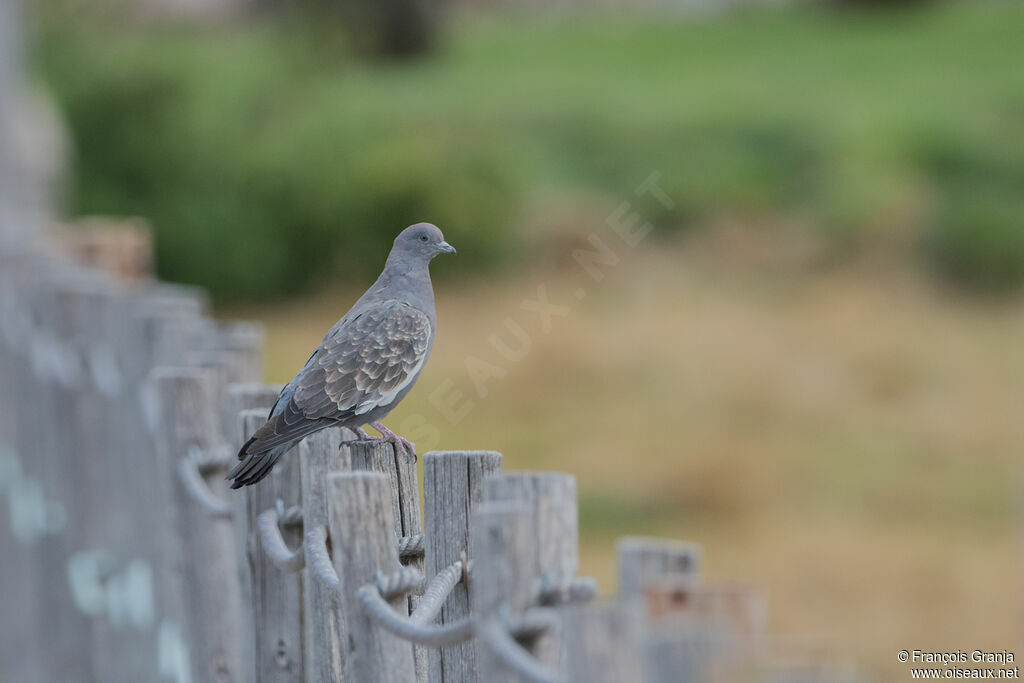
xmin=305 ymin=525 xmax=339 ymax=590
xmin=478 ymin=618 xmax=566 ymax=683
xmin=410 ymin=563 xmax=462 ymax=625
xmin=257 ymin=508 xmax=305 ymax=573
xmin=187 ymin=444 xmax=233 ymax=475
xmin=274 ymin=500 xmax=303 ymax=527
xmin=305 ymin=526 xmax=429 ymax=590
xmin=87 ymin=346 xmax=122 ymax=398
xmin=504 ymin=606 xmax=561 ymax=640
xmin=397 ymin=533 xmax=425 ymax=560
xmin=176 ymin=457 xmax=232 ymax=519
xmin=537 ymin=573 xmax=598 ymax=606
xmin=356 ymin=563 xmax=475 ymax=647
xmin=375 ymin=566 xmax=425 ymax=599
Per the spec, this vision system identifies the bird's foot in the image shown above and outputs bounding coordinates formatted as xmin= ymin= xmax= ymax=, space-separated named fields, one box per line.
xmin=371 ymin=422 xmax=416 ymax=461
xmin=339 ymin=425 xmax=379 ymax=450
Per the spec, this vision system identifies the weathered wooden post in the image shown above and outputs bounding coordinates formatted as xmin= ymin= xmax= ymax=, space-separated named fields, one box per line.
xmin=222 ymin=384 xmax=280 ymax=452
xmin=118 ymin=285 xmax=207 ymax=683
xmin=643 ymin=582 xmax=766 ymax=683
xmin=327 ymin=471 xmax=417 ymax=682
xmin=298 ymin=427 xmax=350 ymax=683
xmin=0 ymin=249 xmax=54 ymax=683
xmin=298 ymin=435 xmax=425 ymax=682
xmin=24 ymin=271 xmax=99 ymax=683
xmin=562 ymin=601 xmax=644 ymax=683
xmin=616 ymin=537 xmax=725 ymax=683
xmin=204 ymin=320 xmax=265 ymax=385
xmin=617 ymin=536 xmax=701 ymax=602
xmin=338 ymin=438 xmax=427 ymax=681
xmin=483 ymin=472 xmax=580 ymax=673
xmin=234 ymin=408 xmax=305 ymax=683
xmin=470 ymin=500 xmax=540 ymax=683
xmin=423 ymin=450 xmax=503 ymax=683
xmin=151 ymin=366 xmax=248 ymax=683
xmin=222 ymin=387 xmax=279 ymax=683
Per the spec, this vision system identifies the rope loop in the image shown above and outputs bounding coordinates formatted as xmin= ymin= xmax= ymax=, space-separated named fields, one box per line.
xmin=186 ymin=444 xmax=233 ymax=474
xmin=357 ymin=560 xmax=474 ymax=647
xmin=305 ymin=525 xmax=339 ymax=590
xmin=257 ymin=508 xmax=305 ymax=573
xmin=478 ymin=618 xmax=565 ymax=683
xmin=176 ymin=456 xmax=231 ymax=519
xmin=537 ymin=572 xmax=599 ymax=606
xmin=274 ymin=499 xmax=303 ymax=527
xmin=375 ymin=566 xmax=425 ymax=599
xmin=397 ymin=533 xmax=425 ymax=560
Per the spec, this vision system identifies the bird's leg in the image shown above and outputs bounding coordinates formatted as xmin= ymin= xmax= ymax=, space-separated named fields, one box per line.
xmin=371 ymin=422 xmax=416 ymax=461
xmin=339 ymin=425 xmax=381 ymax=450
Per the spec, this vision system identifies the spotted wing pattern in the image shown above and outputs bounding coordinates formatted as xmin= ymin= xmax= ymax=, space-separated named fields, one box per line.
xmin=243 ymin=300 xmax=431 ymax=453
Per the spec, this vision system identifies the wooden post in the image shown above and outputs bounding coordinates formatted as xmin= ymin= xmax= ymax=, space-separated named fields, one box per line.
xmin=423 ymin=450 xmax=502 ymax=683
xmin=644 ymin=582 xmax=766 ymax=681
xmin=25 ymin=273 xmax=100 ymax=683
xmin=205 ymin=320 xmax=265 ymax=384
xmin=616 ymin=537 xmax=709 ymax=683
xmin=338 ymin=439 xmax=427 ymax=682
xmin=483 ymin=472 xmax=579 ymax=673
xmin=151 ymin=367 xmax=247 ymax=683
xmin=327 ymin=471 xmax=417 ymax=683
xmin=562 ymin=601 xmax=644 ymax=683
xmin=0 ymin=249 xmax=38 ymax=683
xmin=222 ymin=389 xmax=279 ymax=683
xmin=0 ymin=257 xmax=64 ymax=683
xmin=641 ymin=627 xmax=718 ymax=683
xmin=118 ymin=286 xmax=206 ymax=683
xmin=234 ymin=408 xmax=304 ymax=683
xmin=298 ymin=427 xmax=350 ymax=683
xmin=470 ymin=501 xmax=536 ymax=683
xmin=222 ymin=384 xmax=280 ymax=452
xmin=616 ymin=536 xmax=701 ymax=603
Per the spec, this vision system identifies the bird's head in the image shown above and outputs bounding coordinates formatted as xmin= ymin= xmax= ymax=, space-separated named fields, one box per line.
xmin=393 ymin=223 xmax=457 ymax=261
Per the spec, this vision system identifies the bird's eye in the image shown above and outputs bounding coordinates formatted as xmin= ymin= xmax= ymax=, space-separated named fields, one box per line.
xmin=420 ymin=235 xmax=428 ymax=242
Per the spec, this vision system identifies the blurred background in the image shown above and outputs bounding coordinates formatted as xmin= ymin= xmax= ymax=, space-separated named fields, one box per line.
xmin=16 ymin=0 xmax=1024 ymax=678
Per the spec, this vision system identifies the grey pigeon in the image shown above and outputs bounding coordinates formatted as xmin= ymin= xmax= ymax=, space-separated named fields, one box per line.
xmin=228 ymin=223 xmax=455 ymax=488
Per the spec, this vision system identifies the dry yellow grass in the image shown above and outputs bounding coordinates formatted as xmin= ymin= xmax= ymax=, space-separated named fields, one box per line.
xmin=223 ymin=224 xmax=1024 ymax=680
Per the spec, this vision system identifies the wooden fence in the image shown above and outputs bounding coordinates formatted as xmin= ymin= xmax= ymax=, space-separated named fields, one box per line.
xmin=0 ymin=233 xmax=844 ymax=683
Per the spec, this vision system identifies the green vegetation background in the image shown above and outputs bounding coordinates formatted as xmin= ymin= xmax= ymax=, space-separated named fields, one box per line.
xmin=36 ymin=3 xmax=1024 ymax=300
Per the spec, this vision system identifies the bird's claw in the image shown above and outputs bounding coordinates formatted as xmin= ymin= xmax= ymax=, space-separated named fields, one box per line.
xmin=370 ymin=422 xmax=417 ymax=462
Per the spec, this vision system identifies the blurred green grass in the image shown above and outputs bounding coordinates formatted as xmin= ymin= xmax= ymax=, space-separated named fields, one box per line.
xmin=35 ymin=2 xmax=1024 ymax=300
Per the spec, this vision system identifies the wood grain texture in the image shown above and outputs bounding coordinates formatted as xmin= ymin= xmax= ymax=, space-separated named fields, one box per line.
xmin=151 ymin=367 xmax=245 ymax=683
xmin=297 ymin=427 xmax=349 ymax=683
xmin=339 ymin=438 xmax=427 ymax=682
xmin=235 ymin=408 xmax=304 ymax=683
xmin=423 ymin=450 xmax=503 ymax=683
xmin=469 ymin=501 xmax=534 ymax=683
xmin=328 ymin=471 xmax=417 ymax=683
xmin=483 ymin=472 xmax=579 ymax=673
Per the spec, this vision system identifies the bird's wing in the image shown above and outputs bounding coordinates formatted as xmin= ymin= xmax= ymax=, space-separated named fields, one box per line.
xmin=246 ymin=301 xmax=431 ymax=451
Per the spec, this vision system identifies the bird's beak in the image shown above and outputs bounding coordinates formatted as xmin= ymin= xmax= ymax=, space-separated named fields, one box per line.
xmin=438 ymin=241 xmax=457 ymax=255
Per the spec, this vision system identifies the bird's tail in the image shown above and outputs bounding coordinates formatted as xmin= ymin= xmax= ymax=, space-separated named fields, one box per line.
xmin=227 ymin=436 xmax=291 ymax=489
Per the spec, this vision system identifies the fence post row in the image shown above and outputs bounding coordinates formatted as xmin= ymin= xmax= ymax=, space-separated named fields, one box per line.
xmin=0 ymin=234 xmax=842 ymax=683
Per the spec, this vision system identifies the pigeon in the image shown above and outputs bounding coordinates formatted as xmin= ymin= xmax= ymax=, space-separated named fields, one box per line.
xmin=228 ymin=223 xmax=455 ymax=488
